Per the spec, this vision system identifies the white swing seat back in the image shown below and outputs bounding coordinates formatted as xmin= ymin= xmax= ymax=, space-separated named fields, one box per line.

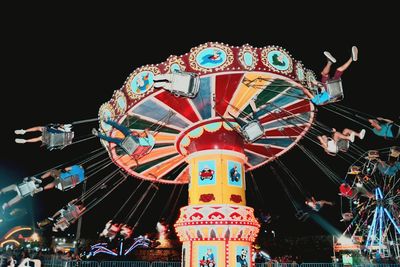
xmin=56 ymin=175 xmax=81 ymax=191
xmin=17 ymin=181 xmax=37 ymax=197
xmin=337 ymin=138 xmax=350 ymax=152
xmin=43 ymin=130 xmax=74 ymax=150
xmin=325 ymin=78 xmax=344 ymax=103
xmin=242 ymin=121 xmax=264 ymax=143
xmin=121 ymin=135 xmax=140 ymax=155
xmin=165 ymin=71 xmax=200 ymax=98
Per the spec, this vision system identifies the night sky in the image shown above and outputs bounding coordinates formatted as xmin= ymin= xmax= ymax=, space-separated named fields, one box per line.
xmin=1 ymin=7 xmax=399 ymax=243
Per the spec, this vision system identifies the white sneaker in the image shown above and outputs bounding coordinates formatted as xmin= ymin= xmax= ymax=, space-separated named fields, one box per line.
xmin=31 ymin=177 xmax=42 ymax=183
xmin=92 ymin=128 xmax=98 ymax=136
xmin=352 ymin=46 xmax=358 ymax=61
xmin=359 ymin=129 xmax=366 ymax=140
xmin=15 ymin=139 xmax=26 ymax=144
xmin=15 ymin=129 xmax=26 ymax=135
xmin=349 ymin=132 xmax=355 ymax=142
xmin=323 ymin=51 xmax=336 ymax=63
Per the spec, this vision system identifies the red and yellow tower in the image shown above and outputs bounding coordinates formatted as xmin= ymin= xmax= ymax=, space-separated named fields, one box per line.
xmin=175 ymin=119 xmax=260 ymax=267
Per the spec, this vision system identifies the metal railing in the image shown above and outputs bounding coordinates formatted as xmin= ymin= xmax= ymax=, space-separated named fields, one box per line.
xmin=354 ymin=265 xmax=400 ymax=267
xmin=99 ymin=261 xmax=152 ymax=267
xmin=42 ymin=259 xmax=99 ymax=267
xmin=75 ymin=261 xmax=101 ymax=267
xmin=256 ymin=263 xmax=299 ymax=267
xmin=151 ymin=261 xmax=181 ymax=267
xmin=42 ymin=261 xmax=180 ymax=267
xmin=300 ymin=264 xmax=343 ymax=267
xmin=38 ymin=260 xmax=400 ymax=267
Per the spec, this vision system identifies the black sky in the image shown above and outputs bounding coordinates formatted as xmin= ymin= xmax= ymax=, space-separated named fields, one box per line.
xmin=0 ymin=6 xmax=399 ymax=240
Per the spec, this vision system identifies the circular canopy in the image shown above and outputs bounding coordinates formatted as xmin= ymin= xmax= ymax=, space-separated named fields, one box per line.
xmin=98 ymin=42 xmax=316 ymax=184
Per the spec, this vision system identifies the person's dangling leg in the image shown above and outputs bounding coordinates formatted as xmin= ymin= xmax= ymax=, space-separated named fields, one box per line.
xmin=317 ymin=135 xmax=328 ymax=147
xmin=41 ymin=171 xmax=53 ymax=180
xmin=44 ymin=182 xmax=57 ymax=190
xmin=15 ymin=126 xmax=44 ymax=135
xmin=319 ymin=200 xmax=334 ymax=206
xmin=96 ymin=132 xmax=123 ymax=146
xmin=334 ymin=46 xmax=358 ymax=73
xmin=321 ymin=61 xmax=332 ymax=76
xmin=302 ymin=87 xmax=315 ymax=99
xmin=334 ymin=58 xmax=353 ymax=78
xmin=342 ymin=128 xmax=366 ymax=141
xmin=321 ymin=61 xmax=333 ymax=84
xmin=25 ymin=136 xmax=43 ymax=143
xmin=0 ymin=184 xmax=18 ymax=194
xmin=342 ymin=128 xmax=355 ymax=135
xmin=2 ymin=195 xmax=22 ymax=210
xmin=15 ymin=136 xmax=42 ymax=144
xmin=24 ymin=126 xmax=45 ymax=133
xmin=104 ymin=120 xmax=131 ymax=137
xmin=333 ymin=131 xmax=353 ymax=142
xmin=334 ymin=57 xmax=353 ymax=80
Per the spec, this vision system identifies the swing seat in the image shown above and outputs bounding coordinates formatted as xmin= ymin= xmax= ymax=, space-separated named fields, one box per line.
xmin=121 ymin=136 xmax=140 ymax=155
xmin=241 ymin=121 xmax=264 ymax=143
xmin=56 ymin=175 xmax=81 ymax=191
xmin=121 ymin=135 xmax=155 ymax=157
xmin=325 ymin=78 xmax=344 ymax=102
xmin=61 ymin=210 xmax=76 ymax=223
xmin=53 ymin=216 xmax=70 ymax=232
xmin=337 ymin=139 xmax=350 ymax=152
xmin=158 ymin=71 xmax=200 ymax=98
xmin=311 ymin=79 xmax=344 ymax=105
xmin=42 ymin=130 xmax=74 ymax=150
xmin=17 ymin=181 xmax=39 ymax=198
